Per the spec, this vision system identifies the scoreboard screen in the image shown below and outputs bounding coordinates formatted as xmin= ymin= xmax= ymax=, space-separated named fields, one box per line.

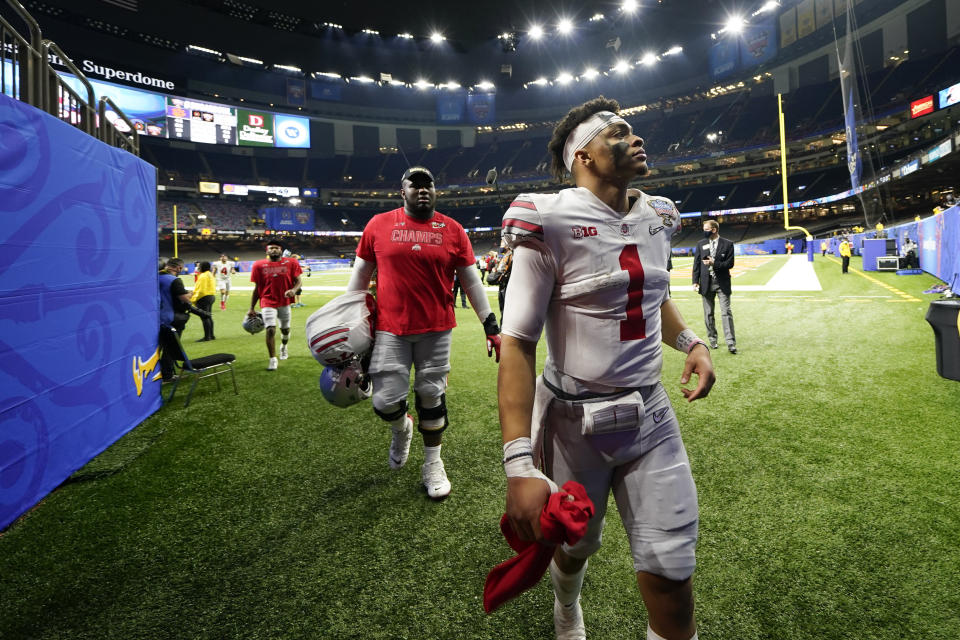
xmin=166 ymin=97 xmax=238 ymax=145
xmin=54 ymin=69 xmax=311 ymax=149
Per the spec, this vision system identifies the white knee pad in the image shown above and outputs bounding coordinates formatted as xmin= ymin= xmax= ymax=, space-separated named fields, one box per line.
xmin=634 ymin=519 xmax=698 ymax=581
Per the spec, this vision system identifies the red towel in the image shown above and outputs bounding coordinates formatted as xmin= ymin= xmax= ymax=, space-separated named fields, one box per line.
xmin=483 ymin=481 xmax=594 ymax=614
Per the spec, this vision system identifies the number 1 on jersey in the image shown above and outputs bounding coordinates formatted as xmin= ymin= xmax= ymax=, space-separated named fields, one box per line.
xmin=619 ymin=245 xmax=646 ymax=341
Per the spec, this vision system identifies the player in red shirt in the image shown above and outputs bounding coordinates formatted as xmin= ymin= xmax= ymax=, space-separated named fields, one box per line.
xmin=248 ymin=241 xmax=302 ymax=370
xmin=346 ymin=166 xmax=502 ymax=499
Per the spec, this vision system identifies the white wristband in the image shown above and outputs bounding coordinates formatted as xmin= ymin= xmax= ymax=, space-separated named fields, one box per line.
xmin=675 ymin=328 xmax=706 ymax=354
xmin=502 ymin=437 xmax=558 ymax=493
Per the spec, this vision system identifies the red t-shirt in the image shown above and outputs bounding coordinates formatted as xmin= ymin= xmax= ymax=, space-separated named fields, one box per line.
xmin=357 ymin=208 xmax=476 ymax=335
xmin=250 ymin=257 xmax=302 ymax=308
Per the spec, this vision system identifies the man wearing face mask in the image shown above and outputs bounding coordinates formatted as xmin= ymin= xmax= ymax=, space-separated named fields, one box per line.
xmin=346 ymin=166 xmax=502 ymax=500
xmin=692 ymin=220 xmax=737 ymax=354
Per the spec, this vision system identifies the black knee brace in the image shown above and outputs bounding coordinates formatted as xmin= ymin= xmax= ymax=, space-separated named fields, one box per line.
xmin=373 ymin=400 xmax=407 ymax=423
xmin=415 ymin=393 xmax=448 ymax=434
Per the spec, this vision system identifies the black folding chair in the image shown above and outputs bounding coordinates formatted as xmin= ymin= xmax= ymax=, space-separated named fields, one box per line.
xmin=160 ymin=326 xmax=238 ymax=407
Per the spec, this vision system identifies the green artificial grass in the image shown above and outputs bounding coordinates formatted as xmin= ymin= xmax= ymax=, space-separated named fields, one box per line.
xmin=2 ymin=257 xmax=959 ymax=639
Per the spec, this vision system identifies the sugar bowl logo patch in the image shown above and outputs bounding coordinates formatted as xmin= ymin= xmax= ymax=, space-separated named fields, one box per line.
xmin=649 ymin=199 xmax=677 ymax=226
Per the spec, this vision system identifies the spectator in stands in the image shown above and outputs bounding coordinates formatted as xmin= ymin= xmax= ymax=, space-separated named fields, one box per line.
xmin=190 ymin=261 xmax=217 ymax=341
xmin=839 ymin=237 xmax=852 ymax=273
xmin=693 ymin=219 xmax=737 ymax=354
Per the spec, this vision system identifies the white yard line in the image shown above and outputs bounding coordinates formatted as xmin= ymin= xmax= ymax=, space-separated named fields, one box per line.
xmin=673 ymin=255 xmax=823 ymax=292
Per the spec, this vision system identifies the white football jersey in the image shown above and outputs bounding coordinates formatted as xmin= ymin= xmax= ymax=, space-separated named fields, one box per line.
xmin=501 ymin=187 xmax=679 ymax=388
xmin=215 ymin=261 xmax=235 ymax=281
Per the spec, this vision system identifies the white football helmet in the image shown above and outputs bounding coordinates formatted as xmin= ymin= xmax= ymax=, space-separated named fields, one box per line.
xmin=242 ymin=313 xmax=265 ymax=334
xmin=305 ymin=291 xmax=376 ymax=366
xmin=318 ymin=360 xmax=372 ymax=407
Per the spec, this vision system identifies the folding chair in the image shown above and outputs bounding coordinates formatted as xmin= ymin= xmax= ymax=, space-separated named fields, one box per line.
xmin=160 ymin=326 xmax=238 ymax=407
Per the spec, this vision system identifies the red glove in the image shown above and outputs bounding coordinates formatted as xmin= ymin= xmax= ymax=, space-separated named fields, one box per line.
xmin=486 ymin=334 xmax=501 ymax=362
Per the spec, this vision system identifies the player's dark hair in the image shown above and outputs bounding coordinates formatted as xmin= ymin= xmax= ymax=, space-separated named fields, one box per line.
xmin=266 ymin=241 xmax=283 ymax=250
xmin=199 ymin=261 xmax=211 ymax=272
xmin=547 ymin=96 xmax=621 ymax=182
xmin=165 ymin=257 xmax=185 ymax=269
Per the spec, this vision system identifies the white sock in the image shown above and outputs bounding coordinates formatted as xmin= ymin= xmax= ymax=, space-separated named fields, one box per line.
xmin=550 ymin=558 xmax=586 ymax=607
xmin=423 ymin=445 xmax=441 ymax=464
xmin=646 ymin=627 xmax=697 ymax=640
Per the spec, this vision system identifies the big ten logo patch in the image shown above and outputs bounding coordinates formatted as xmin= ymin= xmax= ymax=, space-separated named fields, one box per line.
xmin=571 ymin=226 xmax=598 ymax=239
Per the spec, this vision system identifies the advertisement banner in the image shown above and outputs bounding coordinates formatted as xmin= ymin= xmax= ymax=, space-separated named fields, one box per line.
xmin=237 ymin=109 xmax=275 ymax=147
xmin=709 ymin=37 xmax=740 ymax=80
xmin=740 ymin=17 xmax=778 ymax=69
xmin=286 ymin=79 xmax=306 ymax=107
xmin=436 ymin=93 xmax=466 ymax=124
xmin=310 ymin=80 xmax=341 ymax=101
xmin=911 ymin=96 xmax=935 ymax=118
xmin=274 ymin=114 xmax=311 ymax=148
xmin=938 ymin=82 xmax=960 ymax=109
xmin=262 ymin=207 xmax=314 ymax=231
xmin=466 ymin=93 xmax=496 ymax=125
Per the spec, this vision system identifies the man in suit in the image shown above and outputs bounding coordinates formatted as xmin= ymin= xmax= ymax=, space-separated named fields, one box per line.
xmin=693 ymin=219 xmax=737 ymax=354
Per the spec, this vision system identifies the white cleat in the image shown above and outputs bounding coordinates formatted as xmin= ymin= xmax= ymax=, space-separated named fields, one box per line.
xmin=554 ymin=596 xmax=586 ymax=640
xmin=279 ymin=344 xmax=289 ymax=360
xmin=267 ymin=357 xmax=278 ymax=371
xmin=421 ymin=459 xmax=451 ymax=500
xmin=389 ymin=414 xmax=413 ymax=470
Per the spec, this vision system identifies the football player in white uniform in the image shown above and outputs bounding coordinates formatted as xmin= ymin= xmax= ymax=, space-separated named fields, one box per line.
xmin=215 ymin=254 xmax=235 ymax=310
xmin=497 ymin=97 xmax=715 ymax=640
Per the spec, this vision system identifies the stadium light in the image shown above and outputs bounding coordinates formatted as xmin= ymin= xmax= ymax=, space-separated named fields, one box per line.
xmin=582 ymin=68 xmax=600 ymax=80
xmin=274 ymin=64 xmax=302 ymax=73
xmin=414 ymin=79 xmax=432 ymax=89
xmin=723 ymin=15 xmax=746 ymax=35
xmin=352 ymin=75 xmax=375 ymax=84
xmin=612 ymin=59 xmax=630 ymax=73
xmin=557 ymin=18 xmax=573 ymax=34
xmin=361 ymin=28 xmax=380 ymax=35
xmin=589 ymin=13 xmax=604 ymax=22
xmin=754 ymin=1 xmax=779 ymax=15
xmin=187 ymin=45 xmax=222 ymax=56
xmin=442 ymin=81 xmax=461 ymax=90
xmin=663 ymin=45 xmax=683 ymax=56
xmin=621 ymin=0 xmax=638 ymax=13
xmin=322 ymin=22 xmax=343 ymax=29
xmin=528 ymin=25 xmax=544 ymax=40
xmin=430 ymin=32 xmax=445 ymax=43
xmin=556 ymin=72 xmax=574 ymax=85
xmin=476 ymin=81 xmax=495 ymax=90
xmin=525 ymin=77 xmax=549 ymax=88
xmin=397 ymin=33 xmax=414 ymax=39
xmin=315 ymin=71 xmax=341 ymax=79
xmin=236 ymin=56 xmax=263 ymax=66
xmin=639 ymin=53 xmax=657 ymax=66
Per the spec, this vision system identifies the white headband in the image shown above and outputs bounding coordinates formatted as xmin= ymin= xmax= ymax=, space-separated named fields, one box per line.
xmin=562 ymin=111 xmax=630 ymax=172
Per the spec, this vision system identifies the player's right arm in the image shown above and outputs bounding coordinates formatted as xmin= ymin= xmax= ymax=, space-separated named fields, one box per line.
xmin=497 ymin=242 xmax=556 ymax=542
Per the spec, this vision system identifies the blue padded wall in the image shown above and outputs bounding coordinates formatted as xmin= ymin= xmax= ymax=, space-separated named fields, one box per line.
xmin=0 ymin=94 xmax=161 ymax=530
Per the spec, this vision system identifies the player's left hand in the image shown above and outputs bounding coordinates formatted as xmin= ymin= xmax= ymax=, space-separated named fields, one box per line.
xmin=284 ymin=289 xmax=297 ymax=298
xmin=486 ymin=334 xmax=501 ymax=362
xmin=680 ymin=343 xmax=715 ymax=402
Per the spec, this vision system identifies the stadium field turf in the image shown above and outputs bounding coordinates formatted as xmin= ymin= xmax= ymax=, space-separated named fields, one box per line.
xmin=1 ymin=255 xmax=958 ymax=639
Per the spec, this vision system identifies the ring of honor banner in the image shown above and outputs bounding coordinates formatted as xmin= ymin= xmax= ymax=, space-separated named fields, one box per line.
xmin=0 ymin=93 xmax=160 ymax=530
